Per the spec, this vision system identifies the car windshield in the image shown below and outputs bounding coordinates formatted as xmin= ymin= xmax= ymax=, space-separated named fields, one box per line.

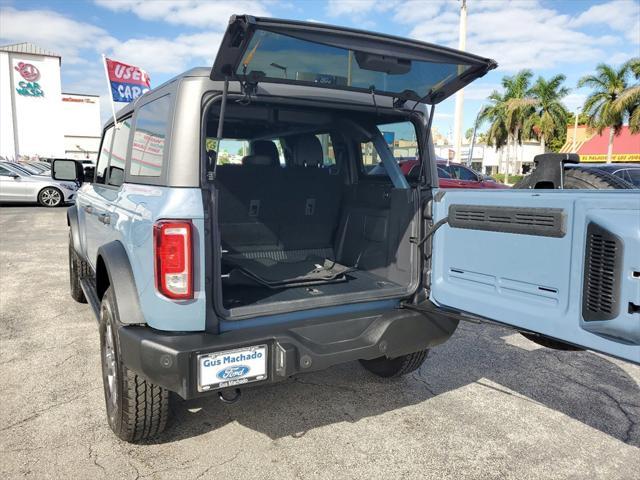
xmin=27 ymin=163 xmax=48 ymax=173
xmin=237 ymin=29 xmax=474 ymax=99
xmin=17 ymin=163 xmax=41 ymax=174
xmin=2 ymin=163 xmax=32 ymax=176
xmin=622 ymin=168 xmax=640 ymax=187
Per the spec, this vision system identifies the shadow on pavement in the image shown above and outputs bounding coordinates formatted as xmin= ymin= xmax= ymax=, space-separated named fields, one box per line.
xmin=147 ymin=323 xmax=639 ymax=446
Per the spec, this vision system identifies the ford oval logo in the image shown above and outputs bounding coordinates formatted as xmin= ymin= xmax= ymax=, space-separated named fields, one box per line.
xmin=217 ymin=365 xmax=250 ymax=380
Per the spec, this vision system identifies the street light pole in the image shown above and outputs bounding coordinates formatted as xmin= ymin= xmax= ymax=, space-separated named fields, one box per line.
xmin=453 ymin=0 xmax=467 ymax=163
xmin=467 ymin=104 xmax=484 ymax=167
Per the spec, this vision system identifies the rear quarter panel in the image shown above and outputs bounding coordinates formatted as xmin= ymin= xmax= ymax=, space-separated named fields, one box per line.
xmin=111 ymin=184 xmax=206 ymax=331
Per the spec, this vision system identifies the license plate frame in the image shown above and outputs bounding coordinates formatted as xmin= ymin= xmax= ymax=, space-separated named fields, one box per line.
xmin=197 ymin=344 xmax=268 ymax=392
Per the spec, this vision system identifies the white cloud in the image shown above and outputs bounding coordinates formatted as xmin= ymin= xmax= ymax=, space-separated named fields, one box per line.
xmin=94 ymin=0 xmax=270 ymax=28
xmin=563 ymin=93 xmax=587 ymax=112
xmin=108 ymin=31 xmax=223 ymax=73
xmin=392 ymin=0 xmax=447 ymax=25
xmin=572 ymin=0 xmax=640 ymax=43
xmin=398 ymin=0 xmax=638 ymax=72
xmin=0 ymin=7 xmax=116 ymax=63
xmin=463 ymin=84 xmax=501 ymax=101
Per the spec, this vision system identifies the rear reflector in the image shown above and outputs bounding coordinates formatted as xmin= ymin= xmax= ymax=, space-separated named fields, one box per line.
xmin=154 ymin=220 xmax=193 ymax=299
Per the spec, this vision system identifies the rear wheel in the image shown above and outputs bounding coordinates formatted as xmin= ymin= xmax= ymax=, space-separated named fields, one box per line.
xmin=100 ymin=287 xmax=170 ymax=442
xmin=38 ymin=187 xmax=63 ymax=207
xmin=360 ymin=350 xmax=429 ymax=378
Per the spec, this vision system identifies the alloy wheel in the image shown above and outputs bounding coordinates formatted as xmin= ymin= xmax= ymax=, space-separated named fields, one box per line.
xmin=103 ymin=322 xmax=118 ymax=421
xmin=40 ymin=188 xmax=61 ymax=207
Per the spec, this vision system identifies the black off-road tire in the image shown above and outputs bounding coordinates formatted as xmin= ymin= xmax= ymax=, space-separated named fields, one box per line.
xmin=100 ymin=287 xmax=170 ymax=442
xmin=69 ymin=235 xmax=88 ymax=303
xmin=37 ymin=186 xmax=63 ymax=207
xmin=360 ymin=350 xmax=429 ymax=378
xmin=514 ymin=167 xmax=634 ymax=190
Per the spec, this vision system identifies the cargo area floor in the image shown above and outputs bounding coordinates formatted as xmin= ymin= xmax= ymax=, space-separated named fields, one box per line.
xmin=222 ymin=269 xmax=404 ymax=312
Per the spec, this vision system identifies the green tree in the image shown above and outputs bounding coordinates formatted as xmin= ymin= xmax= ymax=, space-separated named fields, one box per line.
xmin=612 ymin=57 xmax=640 ymax=133
xmin=478 ymin=90 xmax=508 ymax=149
xmin=502 ymin=70 xmax=534 ymax=182
xmin=465 ymin=127 xmax=474 ymax=142
xmin=520 ymin=74 xmax=569 ymax=152
xmin=578 ymin=63 xmax=633 ymax=163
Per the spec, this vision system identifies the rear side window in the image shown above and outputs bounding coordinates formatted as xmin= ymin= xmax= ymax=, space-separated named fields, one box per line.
xmin=108 ymin=119 xmax=131 ymax=187
xmin=316 ymin=134 xmax=336 ymax=166
xmin=446 ymin=165 xmax=478 ymax=181
xmin=216 ymin=139 xmax=250 ymax=164
xmin=361 ymin=121 xmax=418 ymax=177
xmin=95 ymin=127 xmax=114 ymax=185
xmin=130 ymin=96 xmax=170 ymax=177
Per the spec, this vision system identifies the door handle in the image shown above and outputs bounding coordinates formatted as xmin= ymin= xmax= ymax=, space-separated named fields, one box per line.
xmin=84 ymin=205 xmax=94 ymax=214
xmin=98 ymin=213 xmax=111 ymax=225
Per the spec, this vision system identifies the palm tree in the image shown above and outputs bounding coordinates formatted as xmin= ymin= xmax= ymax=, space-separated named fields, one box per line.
xmin=502 ymin=70 xmax=533 ymax=182
xmin=519 ymin=75 xmax=570 ymax=152
xmin=578 ymin=63 xmax=632 ymax=163
xmin=478 ymin=90 xmax=508 ymax=149
xmin=612 ymin=57 xmax=640 ymax=134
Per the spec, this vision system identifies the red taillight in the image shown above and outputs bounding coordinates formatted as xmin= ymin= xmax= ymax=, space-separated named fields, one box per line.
xmin=154 ymin=221 xmax=193 ymax=300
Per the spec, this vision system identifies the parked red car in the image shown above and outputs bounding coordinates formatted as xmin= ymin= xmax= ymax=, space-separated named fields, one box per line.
xmin=398 ymin=159 xmax=510 ymax=189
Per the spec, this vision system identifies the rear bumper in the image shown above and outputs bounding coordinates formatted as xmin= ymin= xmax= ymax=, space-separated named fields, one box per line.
xmin=118 ymin=306 xmax=458 ymax=399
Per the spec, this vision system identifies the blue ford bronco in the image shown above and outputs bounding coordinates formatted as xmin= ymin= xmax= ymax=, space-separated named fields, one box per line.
xmin=53 ymin=15 xmax=640 ymax=442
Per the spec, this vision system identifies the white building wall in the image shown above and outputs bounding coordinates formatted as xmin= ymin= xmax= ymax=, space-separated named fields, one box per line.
xmin=10 ymin=53 xmax=65 ymax=158
xmin=61 ymin=94 xmax=101 ymax=160
xmin=0 ymin=51 xmax=16 ymax=159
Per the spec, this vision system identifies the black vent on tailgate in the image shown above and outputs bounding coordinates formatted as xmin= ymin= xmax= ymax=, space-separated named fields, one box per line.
xmin=582 ymin=222 xmax=622 ymax=321
xmin=448 ymin=205 xmax=565 ymax=237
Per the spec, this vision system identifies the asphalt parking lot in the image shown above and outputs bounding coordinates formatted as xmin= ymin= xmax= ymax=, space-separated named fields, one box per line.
xmin=1 ymin=205 xmax=638 ymax=479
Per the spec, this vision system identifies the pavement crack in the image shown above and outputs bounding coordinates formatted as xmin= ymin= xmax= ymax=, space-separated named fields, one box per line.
xmin=0 ymin=388 xmax=98 ymax=432
xmin=88 ymin=444 xmax=107 ymax=475
xmin=411 ymin=372 xmax=438 ymax=396
xmin=546 ymin=352 xmax=638 ymax=444
xmin=194 ymin=451 xmax=241 ymax=479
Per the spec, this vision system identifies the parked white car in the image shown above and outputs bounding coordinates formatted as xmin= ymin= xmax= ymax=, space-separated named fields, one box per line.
xmin=0 ymin=161 xmax=78 ymax=207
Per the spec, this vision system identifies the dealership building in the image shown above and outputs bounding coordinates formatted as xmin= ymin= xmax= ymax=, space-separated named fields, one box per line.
xmin=0 ymin=43 xmax=102 ymax=161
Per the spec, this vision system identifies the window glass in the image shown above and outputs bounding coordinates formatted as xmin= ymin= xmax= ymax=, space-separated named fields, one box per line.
xmin=624 ymin=169 xmax=640 ymax=187
xmin=361 ymin=121 xmax=418 ymax=177
xmin=457 ymin=166 xmax=479 ymax=181
xmin=437 ymin=167 xmax=452 ymax=179
xmin=131 ymin=96 xmax=170 ymax=177
xmin=5 ymin=164 xmax=30 ymax=175
xmin=95 ymin=127 xmax=114 ymax=185
xmin=216 ymin=139 xmax=250 ymax=164
xmin=0 ymin=165 xmax=12 ymax=176
xmin=108 ymin=119 xmax=131 ymax=187
xmin=237 ymin=29 xmax=474 ymax=99
xmin=316 ymin=134 xmax=336 ymax=166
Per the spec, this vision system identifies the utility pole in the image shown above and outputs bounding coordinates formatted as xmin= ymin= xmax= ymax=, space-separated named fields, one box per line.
xmin=453 ymin=0 xmax=467 ymax=163
xmin=572 ymin=112 xmax=578 ymax=151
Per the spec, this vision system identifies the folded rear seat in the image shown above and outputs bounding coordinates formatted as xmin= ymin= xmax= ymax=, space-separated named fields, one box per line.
xmin=217 ymin=136 xmax=347 ymax=288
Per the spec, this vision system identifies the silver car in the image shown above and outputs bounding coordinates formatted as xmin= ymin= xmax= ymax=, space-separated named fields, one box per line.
xmin=0 ymin=161 xmax=78 ymax=207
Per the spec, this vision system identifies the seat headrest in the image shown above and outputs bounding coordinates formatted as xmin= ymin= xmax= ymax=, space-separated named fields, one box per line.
xmin=290 ymin=135 xmax=323 ymax=168
xmin=251 ymin=140 xmax=279 ymax=166
xmin=242 ymin=154 xmax=275 ymax=166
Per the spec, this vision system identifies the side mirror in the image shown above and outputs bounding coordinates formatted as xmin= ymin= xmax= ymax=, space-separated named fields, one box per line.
xmin=52 ymin=159 xmax=84 ymax=183
xmin=10 ymin=173 xmax=19 ymax=179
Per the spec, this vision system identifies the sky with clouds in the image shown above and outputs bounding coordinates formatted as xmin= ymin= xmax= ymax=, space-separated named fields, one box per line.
xmin=1 ymin=0 xmax=638 ymax=137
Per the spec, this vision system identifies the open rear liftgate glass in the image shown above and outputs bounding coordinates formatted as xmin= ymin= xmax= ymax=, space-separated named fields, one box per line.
xmin=210 ymin=15 xmax=496 ymax=104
